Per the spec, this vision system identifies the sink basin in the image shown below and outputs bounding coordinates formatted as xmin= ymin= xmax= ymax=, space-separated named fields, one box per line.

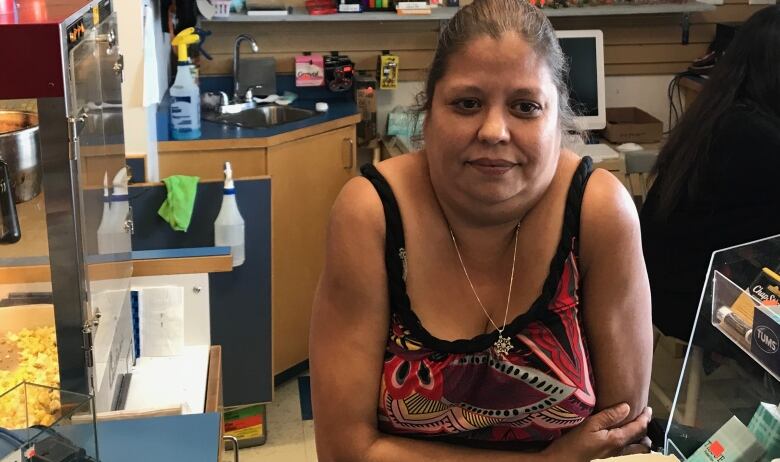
xmin=203 ymin=105 xmax=317 ymax=128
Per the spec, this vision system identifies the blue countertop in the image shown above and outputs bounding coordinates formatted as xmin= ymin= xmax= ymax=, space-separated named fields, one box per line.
xmin=96 ymin=413 xmax=221 ymax=462
xmin=157 ymin=76 xmax=360 ymax=142
xmin=8 ymin=413 xmax=221 ymax=462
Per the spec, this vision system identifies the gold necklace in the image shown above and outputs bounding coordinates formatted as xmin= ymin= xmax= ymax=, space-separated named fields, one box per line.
xmin=449 ymin=224 xmax=519 ymax=358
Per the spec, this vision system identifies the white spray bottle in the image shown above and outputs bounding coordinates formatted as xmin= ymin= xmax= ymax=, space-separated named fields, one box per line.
xmin=214 ymin=162 xmax=245 ymax=267
xmin=110 ymin=167 xmax=132 ymax=253
xmin=97 ymin=171 xmax=112 ymax=254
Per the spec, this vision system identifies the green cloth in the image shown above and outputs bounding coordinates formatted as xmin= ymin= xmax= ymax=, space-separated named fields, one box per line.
xmin=158 ymin=175 xmax=200 ymax=232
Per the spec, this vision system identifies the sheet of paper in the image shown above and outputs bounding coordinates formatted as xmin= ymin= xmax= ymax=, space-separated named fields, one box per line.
xmin=139 ymin=286 xmax=184 ymax=357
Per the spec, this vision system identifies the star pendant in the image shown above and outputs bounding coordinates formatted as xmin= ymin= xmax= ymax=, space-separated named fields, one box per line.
xmin=493 ymin=334 xmax=513 ymax=358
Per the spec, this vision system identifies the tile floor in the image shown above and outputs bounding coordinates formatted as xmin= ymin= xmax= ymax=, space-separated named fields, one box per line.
xmin=230 ymin=376 xmax=316 ymax=462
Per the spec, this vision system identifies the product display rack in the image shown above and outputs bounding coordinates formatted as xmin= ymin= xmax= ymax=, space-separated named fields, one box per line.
xmin=665 ymin=234 xmax=780 ymax=461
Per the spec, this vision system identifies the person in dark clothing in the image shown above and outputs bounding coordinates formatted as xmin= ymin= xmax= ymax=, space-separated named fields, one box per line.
xmin=640 ymin=4 xmax=780 ymax=342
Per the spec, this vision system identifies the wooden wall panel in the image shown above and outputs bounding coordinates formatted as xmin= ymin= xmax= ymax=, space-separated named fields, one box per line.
xmin=605 ymin=43 xmax=709 ymax=64
xmin=598 ymin=24 xmax=715 ymax=45
xmin=199 ymin=1 xmax=768 ymax=78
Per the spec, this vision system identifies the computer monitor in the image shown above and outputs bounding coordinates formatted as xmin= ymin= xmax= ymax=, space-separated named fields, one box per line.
xmin=556 ymin=30 xmax=606 ymax=131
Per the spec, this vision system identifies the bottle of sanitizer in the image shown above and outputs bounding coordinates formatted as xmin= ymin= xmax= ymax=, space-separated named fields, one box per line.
xmin=169 ymin=28 xmax=201 ymax=140
xmin=214 ymin=162 xmax=245 ymax=267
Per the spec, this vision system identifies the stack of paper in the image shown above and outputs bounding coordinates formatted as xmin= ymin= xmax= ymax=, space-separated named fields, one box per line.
xmin=396 ymin=1 xmax=431 ymax=14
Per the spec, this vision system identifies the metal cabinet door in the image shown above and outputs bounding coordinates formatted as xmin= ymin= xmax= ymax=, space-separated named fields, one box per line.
xmin=64 ymin=9 xmax=133 ymax=412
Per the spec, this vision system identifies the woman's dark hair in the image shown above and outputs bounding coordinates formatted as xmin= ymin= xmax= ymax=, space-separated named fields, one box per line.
xmin=412 ymin=0 xmax=580 ymax=145
xmin=650 ymin=5 xmax=780 ymax=217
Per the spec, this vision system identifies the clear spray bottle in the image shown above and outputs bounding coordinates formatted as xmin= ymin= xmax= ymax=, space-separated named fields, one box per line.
xmin=214 ymin=162 xmax=245 ymax=267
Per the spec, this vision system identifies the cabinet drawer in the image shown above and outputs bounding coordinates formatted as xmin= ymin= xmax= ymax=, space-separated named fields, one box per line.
xmin=159 ymin=148 xmax=267 ymax=180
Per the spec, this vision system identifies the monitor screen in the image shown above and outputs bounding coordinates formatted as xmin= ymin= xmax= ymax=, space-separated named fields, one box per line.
xmin=555 ymin=30 xmax=606 ymax=131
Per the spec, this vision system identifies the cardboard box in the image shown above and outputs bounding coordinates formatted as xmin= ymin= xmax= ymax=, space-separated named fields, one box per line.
xmin=603 ymin=107 xmax=663 ymax=144
xmin=752 ymin=306 xmax=780 ymax=378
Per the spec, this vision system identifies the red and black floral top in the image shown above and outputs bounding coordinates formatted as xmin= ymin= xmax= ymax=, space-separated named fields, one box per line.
xmin=361 ymin=158 xmax=596 ymax=450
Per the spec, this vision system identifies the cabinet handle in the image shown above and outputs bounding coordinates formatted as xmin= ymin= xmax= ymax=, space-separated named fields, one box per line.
xmin=342 ymin=138 xmax=355 ymax=170
xmin=224 ymin=435 xmax=239 ymax=462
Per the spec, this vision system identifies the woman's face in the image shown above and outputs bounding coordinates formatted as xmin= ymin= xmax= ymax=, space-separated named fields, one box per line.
xmin=424 ymin=33 xmax=562 ymax=214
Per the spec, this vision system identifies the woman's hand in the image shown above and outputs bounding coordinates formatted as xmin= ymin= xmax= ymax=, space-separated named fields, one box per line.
xmin=621 ymin=437 xmax=652 ymax=456
xmin=542 ymin=404 xmax=652 ymax=462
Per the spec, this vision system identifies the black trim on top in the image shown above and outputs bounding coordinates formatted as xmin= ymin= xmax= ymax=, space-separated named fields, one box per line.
xmin=360 ymin=157 xmax=594 ymax=354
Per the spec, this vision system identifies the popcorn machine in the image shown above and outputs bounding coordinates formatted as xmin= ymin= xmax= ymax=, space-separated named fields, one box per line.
xmin=0 ymin=0 xmax=134 ymax=419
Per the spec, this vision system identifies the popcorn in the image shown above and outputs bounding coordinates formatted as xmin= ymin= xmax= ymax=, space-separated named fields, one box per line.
xmin=0 ymin=326 xmax=60 ymax=429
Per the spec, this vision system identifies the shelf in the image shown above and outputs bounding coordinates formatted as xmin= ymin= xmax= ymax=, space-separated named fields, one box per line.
xmin=131 ymin=247 xmax=233 ymax=277
xmin=205 ymin=6 xmax=456 ymax=22
xmin=542 ymin=1 xmax=714 ymax=16
xmin=203 ymin=1 xmax=714 ymax=23
xmin=0 ymin=247 xmax=233 ymax=284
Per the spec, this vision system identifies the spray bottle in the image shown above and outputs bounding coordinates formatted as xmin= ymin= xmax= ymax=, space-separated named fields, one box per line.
xmin=169 ymin=28 xmax=201 ymax=140
xmin=97 ymin=171 xmax=112 ymax=254
xmin=110 ymin=167 xmax=132 ymax=253
xmin=214 ymin=162 xmax=245 ymax=267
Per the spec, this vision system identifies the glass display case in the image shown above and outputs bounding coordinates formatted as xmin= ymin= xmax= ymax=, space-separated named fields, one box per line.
xmin=0 ymin=0 xmax=133 ymax=415
xmin=665 ymin=234 xmax=780 ymax=461
xmin=0 ymin=382 xmax=98 ymax=462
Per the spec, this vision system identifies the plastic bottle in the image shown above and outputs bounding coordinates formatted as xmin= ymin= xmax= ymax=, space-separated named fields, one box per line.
xmin=169 ymin=29 xmax=201 ymax=141
xmin=109 ymin=167 xmax=132 ymax=254
xmin=214 ymin=162 xmax=245 ymax=267
xmin=97 ymin=171 xmax=112 ymax=254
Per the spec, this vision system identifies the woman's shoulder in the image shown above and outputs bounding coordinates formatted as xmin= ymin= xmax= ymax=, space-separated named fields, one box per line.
xmin=373 ymin=151 xmax=426 ymax=182
xmin=558 ymin=150 xmax=627 ymax=204
xmin=331 ymin=171 xmax=387 ymax=239
xmin=549 ymin=151 xmax=636 ymax=234
xmin=333 ymin=153 xmax=426 ymax=238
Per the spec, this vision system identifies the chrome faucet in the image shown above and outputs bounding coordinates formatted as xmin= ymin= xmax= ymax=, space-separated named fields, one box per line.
xmin=233 ymin=34 xmax=259 ymax=103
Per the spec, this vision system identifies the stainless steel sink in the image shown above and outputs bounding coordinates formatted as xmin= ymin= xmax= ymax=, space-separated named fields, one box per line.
xmin=203 ymin=105 xmax=316 ymax=128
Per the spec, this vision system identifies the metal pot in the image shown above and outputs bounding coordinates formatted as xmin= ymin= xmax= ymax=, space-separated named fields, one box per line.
xmin=0 ymin=110 xmax=39 ymax=244
xmin=0 ymin=110 xmax=41 ymax=203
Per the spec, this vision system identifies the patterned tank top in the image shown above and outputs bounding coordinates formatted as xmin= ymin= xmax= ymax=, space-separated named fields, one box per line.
xmin=360 ymin=158 xmax=596 ymax=450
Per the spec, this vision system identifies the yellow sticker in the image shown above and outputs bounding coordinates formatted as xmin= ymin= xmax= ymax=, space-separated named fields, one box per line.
xmin=226 ymin=426 xmax=263 ymax=440
xmin=93 ymin=5 xmax=100 ymax=25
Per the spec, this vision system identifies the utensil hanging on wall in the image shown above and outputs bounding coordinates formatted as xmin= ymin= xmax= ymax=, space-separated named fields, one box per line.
xmin=0 ymin=159 xmax=20 ymax=243
xmin=0 ymin=110 xmax=43 ymax=244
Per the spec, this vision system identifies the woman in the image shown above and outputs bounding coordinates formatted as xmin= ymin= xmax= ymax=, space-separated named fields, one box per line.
xmin=311 ymin=0 xmax=652 ymax=460
xmin=641 ymin=5 xmax=780 ymax=343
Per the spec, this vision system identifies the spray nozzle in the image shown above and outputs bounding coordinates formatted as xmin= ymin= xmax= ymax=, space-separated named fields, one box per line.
xmin=172 ymin=27 xmax=200 ymax=63
xmin=224 ymin=162 xmax=235 ymax=190
xmin=112 ymin=167 xmax=129 ymax=196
